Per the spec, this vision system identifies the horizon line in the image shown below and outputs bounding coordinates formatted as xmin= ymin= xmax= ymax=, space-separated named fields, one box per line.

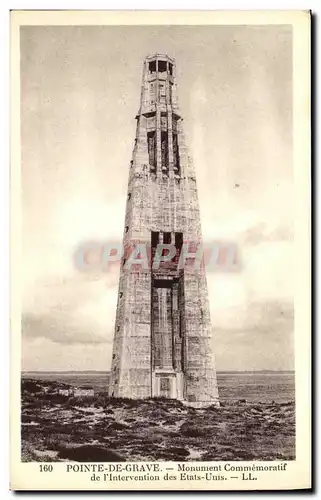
xmin=22 ymin=369 xmax=295 ymax=373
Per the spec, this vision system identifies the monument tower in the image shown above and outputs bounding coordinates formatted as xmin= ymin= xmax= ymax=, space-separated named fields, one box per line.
xmin=109 ymin=54 xmax=219 ymax=406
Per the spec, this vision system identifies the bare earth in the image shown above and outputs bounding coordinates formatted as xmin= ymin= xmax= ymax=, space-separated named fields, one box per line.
xmin=21 ymin=379 xmax=295 ymax=462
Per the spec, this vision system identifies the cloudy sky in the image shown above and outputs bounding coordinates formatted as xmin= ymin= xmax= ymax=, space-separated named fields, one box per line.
xmin=21 ymin=24 xmax=293 ymax=371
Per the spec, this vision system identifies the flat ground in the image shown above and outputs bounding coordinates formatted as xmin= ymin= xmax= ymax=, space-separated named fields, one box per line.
xmin=21 ymin=379 xmax=295 ymax=462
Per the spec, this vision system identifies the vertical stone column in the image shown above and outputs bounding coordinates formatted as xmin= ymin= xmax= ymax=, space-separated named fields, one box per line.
xmin=167 ymin=77 xmax=174 ymax=174
xmin=109 ymin=54 xmax=219 ymax=407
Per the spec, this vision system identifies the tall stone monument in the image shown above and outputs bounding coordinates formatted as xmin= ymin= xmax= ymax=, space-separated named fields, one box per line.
xmin=109 ymin=54 xmax=219 ymax=406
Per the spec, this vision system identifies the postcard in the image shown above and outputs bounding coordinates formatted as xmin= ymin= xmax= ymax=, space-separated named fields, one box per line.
xmin=10 ymin=10 xmax=311 ymax=490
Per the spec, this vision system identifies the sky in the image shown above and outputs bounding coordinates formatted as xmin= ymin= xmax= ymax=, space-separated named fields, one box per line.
xmin=20 ymin=24 xmax=293 ymax=371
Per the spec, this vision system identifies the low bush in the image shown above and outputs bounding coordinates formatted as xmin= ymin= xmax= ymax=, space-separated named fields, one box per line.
xmin=58 ymin=445 xmax=125 ymax=462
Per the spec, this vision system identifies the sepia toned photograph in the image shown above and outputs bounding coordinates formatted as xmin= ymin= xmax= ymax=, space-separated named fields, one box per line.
xmin=11 ymin=10 xmax=311 ymax=491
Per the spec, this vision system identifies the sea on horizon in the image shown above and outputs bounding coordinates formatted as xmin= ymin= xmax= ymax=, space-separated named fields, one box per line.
xmin=22 ymin=370 xmax=295 ymax=403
